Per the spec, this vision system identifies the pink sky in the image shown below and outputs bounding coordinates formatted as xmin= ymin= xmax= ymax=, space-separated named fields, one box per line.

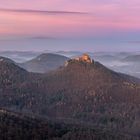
xmin=0 ymin=0 xmax=140 ymax=38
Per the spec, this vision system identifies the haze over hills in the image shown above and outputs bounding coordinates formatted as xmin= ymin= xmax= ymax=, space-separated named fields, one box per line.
xmin=0 ymin=51 xmax=41 ymax=63
xmin=1 ymin=50 xmax=140 ymax=78
xmin=0 ymin=54 xmax=140 ymax=138
xmin=121 ymin=55 xmax=140 ymax=62
xmin=19 ymin=53 xmax=69 ymax=73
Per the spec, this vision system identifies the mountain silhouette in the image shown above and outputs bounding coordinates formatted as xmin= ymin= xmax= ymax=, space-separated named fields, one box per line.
xmin=122 ymin=55 xmax=140 ymax=62
xmin=20 ymin=53 xmax=69 ymax=73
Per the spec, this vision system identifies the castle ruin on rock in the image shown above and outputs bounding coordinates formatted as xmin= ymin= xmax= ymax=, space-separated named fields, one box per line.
xmin=65 ymin=53 xmax=93 ymax=66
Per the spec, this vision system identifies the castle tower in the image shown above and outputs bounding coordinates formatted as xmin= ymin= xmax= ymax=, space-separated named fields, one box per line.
xmin=65 ymin=53 xmax=93 ymax=67
xmin=73 ymin=53 xmax=93 ymax=63
xmin=81 ymin=53 xmax=93 ymax=63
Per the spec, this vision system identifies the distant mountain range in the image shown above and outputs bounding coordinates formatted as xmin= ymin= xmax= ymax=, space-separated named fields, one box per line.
xmin=0 ymin=51 xmax=40 ymax=62
xmin=121 ymin=55 xmax=140 ymax=62
xmin=1 ymin=50 xmax=140 ymax=77
xmin=0 ymin=55 xmax=140 ymax=138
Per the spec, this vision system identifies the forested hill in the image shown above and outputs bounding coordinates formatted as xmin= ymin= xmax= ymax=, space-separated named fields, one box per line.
xmin=0 ymin=56 xmax=140 ymax=138
xmin=0 ymin=108 xmax=139 ymax=140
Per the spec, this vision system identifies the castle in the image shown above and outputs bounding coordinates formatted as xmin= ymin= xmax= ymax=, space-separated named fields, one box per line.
xmin=74 ymin=53 xmax=93 ymax=63
xmin=65 ymin=53 xmax=93 ymax=66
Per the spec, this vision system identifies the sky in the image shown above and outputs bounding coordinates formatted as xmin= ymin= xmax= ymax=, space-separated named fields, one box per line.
xmin=0 ymin=0 xmax=140 ymax=52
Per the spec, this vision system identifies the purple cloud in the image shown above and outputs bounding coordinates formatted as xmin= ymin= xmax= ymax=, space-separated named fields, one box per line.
xmin=0 ymin=8 xmax=88 ymax=15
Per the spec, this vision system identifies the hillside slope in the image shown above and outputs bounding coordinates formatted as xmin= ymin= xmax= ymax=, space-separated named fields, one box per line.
xmin=0 ymin=57 xmax=29 ymax=88
xmin=0 ymin=108 xmax=138 ymax=140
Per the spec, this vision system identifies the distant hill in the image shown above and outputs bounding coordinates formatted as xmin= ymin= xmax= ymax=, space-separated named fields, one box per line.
xmin=20 ymin=53 xmax=69 ymax=73
xmin=93 ymin=55 xmax=118 ymax=62
xmin=0 ymin=51 xmax=40 ymax=63
xmin=122 ymin=55 xmax=140 ymax=62
xmin=0 ymin=55 xmax=140 ymax=137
